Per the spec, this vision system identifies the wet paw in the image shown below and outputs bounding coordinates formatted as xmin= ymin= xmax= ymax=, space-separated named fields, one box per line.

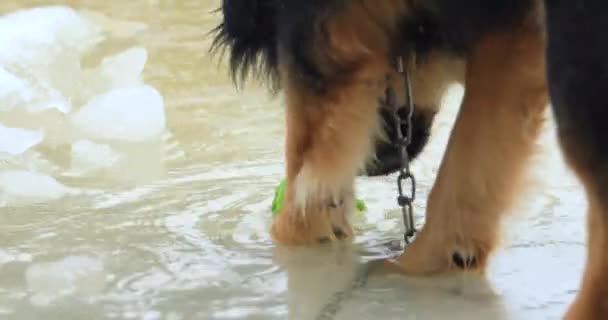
xmin=271 ymin=195 xmax=354 ymax=246
xmin=391 ymin=224 xmax=492 ymax=275
xmin=313 ymin=221 xmax=352 ymax=244
xmin=312 ymin=223 xmax=352 ymax=244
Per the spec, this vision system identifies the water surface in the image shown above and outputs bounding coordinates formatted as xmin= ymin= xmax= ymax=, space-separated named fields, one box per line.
xmin=0 ymin=1 xmax=588 ymax=319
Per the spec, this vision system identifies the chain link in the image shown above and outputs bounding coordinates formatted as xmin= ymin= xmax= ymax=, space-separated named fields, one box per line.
xmin=388 ymin=56 xmax=417 ymax=245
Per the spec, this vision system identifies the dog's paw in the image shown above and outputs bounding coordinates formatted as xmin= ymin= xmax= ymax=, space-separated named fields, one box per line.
xmin=388 ymin=226 xmax=491 ymax=275
xmin=270 ymin=197 xmax=354 ymax=246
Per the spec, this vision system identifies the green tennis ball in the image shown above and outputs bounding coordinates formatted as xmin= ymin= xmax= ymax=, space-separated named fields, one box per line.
xmin=271 ymin=179 xmax=287 ymax=217
xmin=355 ymin=198 xmax=367 ymax=212
xmin=271 ymin=179 xmax=367 ymax=217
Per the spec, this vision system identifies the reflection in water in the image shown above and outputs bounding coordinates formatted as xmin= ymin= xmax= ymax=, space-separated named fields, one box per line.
xmin=0 ymin=1 xmax=587 ymax=320
xmin=274 ymin=244 xmax=510 ymax=320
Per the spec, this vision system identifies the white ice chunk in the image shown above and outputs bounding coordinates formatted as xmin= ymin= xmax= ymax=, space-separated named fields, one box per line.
xmin=0 ymin=66 xmax=34 ymax=111
xmin=0 ymin=171 xmax=69 ymax=205
xmin=0 ymin=6 xmax=102 ymax=64
xmin=100 ymin=47 xmax=148 ymax=89
xmin=24 ymin=84 xmax=72 ymax=114
xmin=0 ymin=123 xmax=43 ymax=156
xmin=71 ymin=86 xmax=166 ymax=142
xmin=0 ymin=6 xmax=99 ymax=114
xmin=71 ymin=140 xmax=122 ymax=173
xmin=80 ymin=47 xmax=149 ymax=100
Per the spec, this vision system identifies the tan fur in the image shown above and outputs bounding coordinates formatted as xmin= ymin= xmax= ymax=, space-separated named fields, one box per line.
xmin=371 ymin=52 xmax=463 ymax=167
xmin=388 ymin=11 xmax=549 ymax=274
xmin=271 ymin=63 xmax=388 ymax=245
xmin=270 ymin=1 xmax=462 ymax=245
xmin=409 ymin=53 xmax=465 ymax=111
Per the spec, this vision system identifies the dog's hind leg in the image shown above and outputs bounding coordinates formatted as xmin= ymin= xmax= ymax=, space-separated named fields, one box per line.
xmin=543 ymin=1 xmax=608 ymax=318
xmin=388 ymin=12 xmax=549 ymax=274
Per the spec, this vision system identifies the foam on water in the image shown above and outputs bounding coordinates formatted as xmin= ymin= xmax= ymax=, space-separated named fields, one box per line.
xmin=25 ymin=255 xmax=106 ymax=306
xmin=0 ymin=6 xmax=172 ymax=206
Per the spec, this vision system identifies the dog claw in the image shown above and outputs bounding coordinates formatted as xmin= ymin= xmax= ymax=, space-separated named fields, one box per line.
xmin=333 ymin=227 xmax=347 ymax=239
xmin=452 ymin=252 xmax=478 ymax=269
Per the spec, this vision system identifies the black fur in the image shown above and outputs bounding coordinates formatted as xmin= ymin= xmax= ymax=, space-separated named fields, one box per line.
xmin=211 ymin=0 xmax=536 ymax=176
xmin=543 ymin=2 xmax=608 ymax=313
xmin=365 ymin=105 xmax=434 ymax=176
xmin=210 ymin=0 xmax=279 ymax=90
xmin=211 ymin=0 xmax=350 ymax=93
xmin=211 ymin=0 xmax=535 ymax=90
xmin=544 ymin=0 xmax=608 ymax=195
xmin=426 ymin=1 xmax=534 ymax=54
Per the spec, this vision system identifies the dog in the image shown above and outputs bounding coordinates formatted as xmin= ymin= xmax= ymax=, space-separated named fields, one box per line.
xmin=211 ymin=1 xmax=608 ymax=318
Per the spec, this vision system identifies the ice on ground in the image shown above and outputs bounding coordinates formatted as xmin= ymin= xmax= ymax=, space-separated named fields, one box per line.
xmin=71 ymin=86 xmax=166 ymax=142
xmin=0 ymin=5 xmax=173 ymax=194
xmin=0 ymin=66 xmax=33 ymax=111
xmin=0 ymin=6 xmax=102 ymax=64
xmin=99 ymin=47 xmax=148 ymax=89
xmin=0 ymin=123 xmax=43 ymax=156
xmin=80 ymin=47 xmax=150 ymax=101
xmin=0 ymin=62 xmax=73 ymax=114
xmin=0 ymin=170 xmax=70 ymax=206
xmin=71 ymin=140 xmax=122 ymax=173
xmin=0 ymin=6 xmax=92 ymax=114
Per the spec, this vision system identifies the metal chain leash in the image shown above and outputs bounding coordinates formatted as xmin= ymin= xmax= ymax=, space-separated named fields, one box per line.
xmin=387 ymin=56 xmax=417 ymax=245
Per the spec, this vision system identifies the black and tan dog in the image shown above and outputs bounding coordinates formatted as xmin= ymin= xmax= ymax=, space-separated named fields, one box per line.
xmin=212 ymin=1 xmax=608 ymax=318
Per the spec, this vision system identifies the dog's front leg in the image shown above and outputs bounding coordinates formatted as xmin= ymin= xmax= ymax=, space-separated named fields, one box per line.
xmin=270 ymin=66 xmax=388 ymax=246
xmin=389 ymin=13 xmax=549 ymax=274
xmin=268 ymin=0 xmax=408 ymax=246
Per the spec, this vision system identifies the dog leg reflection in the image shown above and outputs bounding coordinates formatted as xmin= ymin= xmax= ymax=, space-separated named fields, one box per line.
xmin=274 ymin=244 xmax=511 ymax=320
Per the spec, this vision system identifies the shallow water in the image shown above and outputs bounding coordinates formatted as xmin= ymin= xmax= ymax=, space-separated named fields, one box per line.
xmin=0 ymin=1 xmax=589 ymax=320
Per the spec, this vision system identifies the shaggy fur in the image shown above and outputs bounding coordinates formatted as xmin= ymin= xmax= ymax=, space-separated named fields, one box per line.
xmin=211 ymin=0 xmax=608 ymax=318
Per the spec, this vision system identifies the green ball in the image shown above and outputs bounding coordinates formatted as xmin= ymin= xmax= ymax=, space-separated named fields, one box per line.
xmin=271 ymin=179 xmax=287 ymax=217
xmin=271 ymin=179 xmax=367 ymax=217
